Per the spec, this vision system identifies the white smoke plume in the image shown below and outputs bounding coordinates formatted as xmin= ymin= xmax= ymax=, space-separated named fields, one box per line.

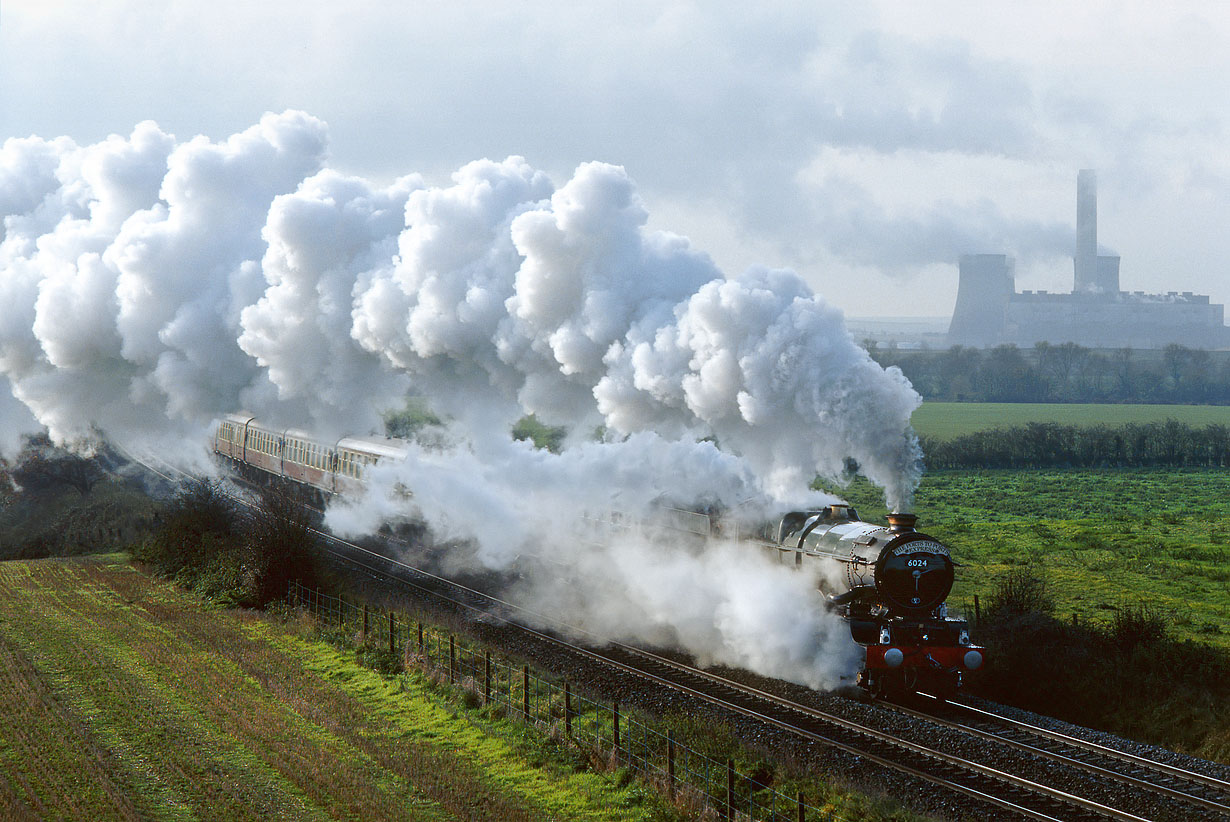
xmin=0 ymin=112 xmax=921 ymax=688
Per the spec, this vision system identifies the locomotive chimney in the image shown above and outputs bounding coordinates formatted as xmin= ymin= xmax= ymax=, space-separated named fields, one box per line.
xmin=886 ymin=512 xmax=917 ymax=532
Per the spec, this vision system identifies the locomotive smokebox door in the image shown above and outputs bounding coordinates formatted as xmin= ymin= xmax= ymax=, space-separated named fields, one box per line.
xmin=874 ymin=533 xmax=954 ymax=615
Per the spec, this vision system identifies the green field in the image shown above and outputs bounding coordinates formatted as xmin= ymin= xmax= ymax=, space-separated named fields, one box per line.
xmin=0 ymin=556 xmax=653 ymax=821
xmin=911 ymin=402 xmax=1230 ymax=441
xmin=837 ymin=468 xmax=1230 ymax=648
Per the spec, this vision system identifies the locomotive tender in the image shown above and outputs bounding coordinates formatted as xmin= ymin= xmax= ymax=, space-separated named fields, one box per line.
xmin=213 ymin=414 xmax=982 ymax=696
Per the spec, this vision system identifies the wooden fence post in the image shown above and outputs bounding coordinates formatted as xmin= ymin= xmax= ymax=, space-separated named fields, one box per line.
xmin=363 ymin=604 xmax=369 ymax=640
xmin=667 ymin=731 xmax=676 ymax=799
xmin=797 ymin=790 xmax=805 ymax=822
xmin=564 ymin=680 xmax=572 ymax=737
xmin=484 ymin=652 xmax=492 ymax=705
xmin=522 ymin=665 xmax=530 ymax=721
xmin=974 ymin=594 xmax=981 ymax=625
xmin=388 ymin=612 xmax=395 ymax=654
xmin=726 ymin=759 xmax=735 ymax=820
xmin=449 ymin=635 xmax=456 ymax=684
xmin=417 ymin=622 xmax=424 ymax=655
xmin=613 ymin=702 xmax=620 ymax=760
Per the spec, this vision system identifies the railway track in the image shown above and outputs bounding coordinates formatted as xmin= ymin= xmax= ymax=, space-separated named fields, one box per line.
xmin=891 ymin=692 xmax=1230 ymax=819
xmin=123 ymin=449 xmax=1230 ymax=821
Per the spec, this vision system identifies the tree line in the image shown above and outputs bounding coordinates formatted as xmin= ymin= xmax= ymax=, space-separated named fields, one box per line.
xmin=871 ymin=342 xmax=1230 ymax=404
xmin=920 ymin=420 xmax=1230 ymax=469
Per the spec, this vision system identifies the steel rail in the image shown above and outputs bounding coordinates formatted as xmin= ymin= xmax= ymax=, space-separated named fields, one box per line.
xmin=881 ymin=694 xmax=1230 ymax=816
xmin=919 ymin=693 xmax=1230 ymax=802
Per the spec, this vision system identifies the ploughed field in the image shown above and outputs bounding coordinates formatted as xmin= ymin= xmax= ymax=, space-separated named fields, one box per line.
xmin=0 ymin=556 xmax=645 ymax=822
xmin=840 ymin=467 xmax=1230 ymax=648
xmin=911 ymin=401 xmax=1230 ymax=441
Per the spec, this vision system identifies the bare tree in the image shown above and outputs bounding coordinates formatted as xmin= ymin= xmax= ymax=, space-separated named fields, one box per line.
xmin=241 ymin=486 xmax=320 ymax=606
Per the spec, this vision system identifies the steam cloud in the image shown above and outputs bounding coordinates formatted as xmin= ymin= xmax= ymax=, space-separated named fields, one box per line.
xmin=0 ymin=112 xmax=922 ymax=688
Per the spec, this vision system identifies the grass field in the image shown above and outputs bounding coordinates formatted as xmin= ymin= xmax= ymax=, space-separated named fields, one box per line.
xmin=911 ymin=402 xmax=1230 ymax=441
xmin=836 ymin=468 xmax=1230 ymax=648
xmin=0 ymin=555 xmax=656 ymax=821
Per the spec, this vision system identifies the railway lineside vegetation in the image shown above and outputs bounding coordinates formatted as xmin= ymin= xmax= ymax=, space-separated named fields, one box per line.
xmin=130 ymin=480 xmax=321 ymax=608
xmin=873 ymin=342 xmax=1230 ymax=404
xmin=975 ymin=570 xmax=1230 ymax=761
xmin=288 ymin=580 xmax=926 ymax=822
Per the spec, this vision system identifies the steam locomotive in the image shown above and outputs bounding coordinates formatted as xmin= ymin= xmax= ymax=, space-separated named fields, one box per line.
xmin=212 ymin=414 xmax=982 ymax=696
xmin=766 ymin=505 xmax=983 ymax=696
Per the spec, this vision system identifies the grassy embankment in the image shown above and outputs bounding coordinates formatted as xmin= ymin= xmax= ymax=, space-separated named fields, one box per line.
xmin=0 ymin=555 xmax=661 ymax=821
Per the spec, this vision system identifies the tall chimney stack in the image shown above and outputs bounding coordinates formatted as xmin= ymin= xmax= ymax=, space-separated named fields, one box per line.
xmin=1074 ymin=170 xmax=1097 ymax=292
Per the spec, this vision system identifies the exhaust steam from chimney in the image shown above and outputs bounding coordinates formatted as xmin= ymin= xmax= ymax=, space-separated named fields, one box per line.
xmin=0 ymin=112 xmax=926 ymax=687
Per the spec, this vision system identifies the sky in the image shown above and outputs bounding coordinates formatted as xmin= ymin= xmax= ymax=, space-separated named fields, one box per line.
xmin=3 ymin=1 xmax=1229 ymax=319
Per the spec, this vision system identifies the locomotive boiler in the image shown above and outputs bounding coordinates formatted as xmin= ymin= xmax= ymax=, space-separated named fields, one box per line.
xmin=771 ymin=505 xmax=983 ymax=696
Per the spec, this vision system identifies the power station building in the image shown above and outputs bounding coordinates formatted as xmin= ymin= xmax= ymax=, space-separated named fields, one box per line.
xmin=947 ymin=171 xmax=1230 ymax=349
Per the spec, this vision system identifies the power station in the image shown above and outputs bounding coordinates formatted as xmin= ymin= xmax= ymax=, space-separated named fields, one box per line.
xmin=947 ymin=171 xmax=1229 ymax=349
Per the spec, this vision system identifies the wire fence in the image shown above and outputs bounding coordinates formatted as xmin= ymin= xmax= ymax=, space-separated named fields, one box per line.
xmin=287 ymin=579 xmax=845 ymax=821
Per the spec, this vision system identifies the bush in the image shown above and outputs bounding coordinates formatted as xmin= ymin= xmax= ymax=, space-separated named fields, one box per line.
xmin=132 ymin=479 xmax=237 ymax=575
xmin=984 ymin=567 xmax=1053 ymax=618
xmin=1109 ymin=604 xmax=1170 ymax=652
